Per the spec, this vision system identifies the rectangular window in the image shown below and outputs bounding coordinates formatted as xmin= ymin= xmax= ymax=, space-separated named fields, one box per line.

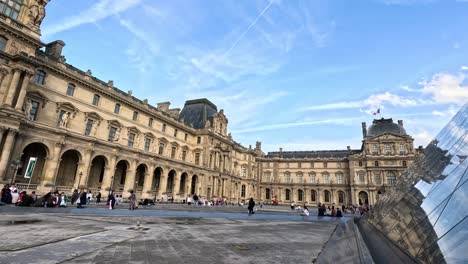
xmin=114 ymin=103 xmax=120 ymax=114
xmin=337 ymin=174 xmax=343 ymax=184
xmin=92 ymin=94 xmax=100 ymax=106
xmin=298 ymin=162 xmax=301 ymax=168
xmin=84 ymin=119 xmax=94 ymax=136
xmin=323 ymin=162 xmax=328 ymax=168
xmin=162 ymin=124 xmax=166 ymax=132
xmin=285 ymin=162 xmax=289 ymax=168
xmin=132 ymin=111 xmax=138 ymax=121
xmin=29 ymin=101 xmax=40 ymax=121
xmin=171 ymin=146 xmax=176 ymax=158
xmin=144 ymin=138 xmax=151 ymax=152
xmin=158 ymin=143 xmax=165 ymax=155
xmin=310 ymin=162 xmax=314 ymax=168
xmin=128 ymin=133 xmax=135 ymax=147
xmin=310 ymin=174 xmax=316 ymax=183
xmin=195 ymin=153 xmax=200 ymax=165
xmin=323 ymin=174 xmax=329 ymax=184
xmin=35 ymin=70 xmax=46 ymax=85
xmin=359 ymin=173 xmax=365 ymax=184
xmin=184 ymin=133 xmax=188 ymax=141
xmin=66 ymin=84 xmax=75 ymax=96
xmin=242 ymin=167 xmax=247 ymax=177
xmin=182 ymin=150 xmax=187 ymax=161
xmin=375 ymin=173 xmax=382 ymax=185
xmin=197 ymin=136 xmax=201 ymax=144
xmin=174 ymin=129 xmax=178 ymax=137
xmin=148 ymin=118 xmax=153 ymax=127
xmin=0 ymin=0 xmax=21 ymax=19
xmin=108 ymin=127 xmax=117 ymax=142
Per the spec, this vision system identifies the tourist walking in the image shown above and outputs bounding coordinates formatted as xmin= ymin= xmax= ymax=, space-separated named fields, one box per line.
xmin=96 ymin=191 xmax=101 ymax=204
xmin=193 ymin=194 xmax=199 ymax=206
xmin=1 ymin=184 xmax=12 ymax=204
xmin=129 ymin=190 xmax=136 ymax=211
xmin=59 ymin=192 xmax=68 ymax=207
xmin=248 ymin=197 xmax=255 ymax=215
xmin=77 ymin=190 xmax=87 ymax=208
xmin=108 ymin=190 xmax=116 ymax=210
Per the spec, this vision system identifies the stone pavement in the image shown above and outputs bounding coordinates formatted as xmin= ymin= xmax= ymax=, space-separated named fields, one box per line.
xmin=0 ymin=206 xmax=366 ymax=264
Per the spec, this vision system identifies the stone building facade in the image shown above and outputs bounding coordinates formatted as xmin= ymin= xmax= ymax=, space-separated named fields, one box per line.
xmin=0 ymin=1 xmax=419 ymax=205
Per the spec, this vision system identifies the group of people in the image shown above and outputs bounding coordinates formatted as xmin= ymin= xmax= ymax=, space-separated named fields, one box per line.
xmin=317 ymin=203 xmax=343 ymax=217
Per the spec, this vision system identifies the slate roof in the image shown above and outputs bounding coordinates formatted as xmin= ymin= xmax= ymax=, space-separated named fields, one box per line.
xmin=367 ymin=118 xmax=407 ymax=137
xmin=265 ymin=150 xmax=360 ymax=159
xmin=178 ymin=99 xmax=218 ymax=129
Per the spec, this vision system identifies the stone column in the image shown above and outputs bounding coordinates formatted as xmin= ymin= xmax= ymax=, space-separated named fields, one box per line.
xmin=14 ymin=70 xmax=33 ymax=111
xmin=173 ymin=174 xmax=181 ymax=196
xmin=142 ymin=164 xmax=155 ymax=199
xmin=4 ymin=68 xmax=22 ymax=107
xmin=101 ymin=155 xmax=117 ymax=194
xmin=0 ymin=129 xmax=16 ymax=181
xmin=40 ymin=142 xmax=63 ymax=192
xmin=159 ymin=173 xmax=168 ymax=198
xmin=75 ymin=150 xmax=93 ymax=188
xmin=0 ymin=67 xmax=10 ymax=103
xmin=123 ymin=168 xmax=136 ymax=195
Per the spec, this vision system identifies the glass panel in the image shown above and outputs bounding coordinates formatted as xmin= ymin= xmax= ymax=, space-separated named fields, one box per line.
xmin=367 ymin=103 xmax=468 ymax=263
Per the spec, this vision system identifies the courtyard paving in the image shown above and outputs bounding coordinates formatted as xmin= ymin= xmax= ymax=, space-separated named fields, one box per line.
xmin=0 ymin=205 xmax=345 ymax=264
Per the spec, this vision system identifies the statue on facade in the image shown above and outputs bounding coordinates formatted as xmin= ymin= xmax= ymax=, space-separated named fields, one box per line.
xmin=205 ymin=119 xmax=211 ymax=129
xmin=60 ymin=111 xmax=69 ymax=128
xmin=28 ymin=0 xmax=47 ymax=27
xmin=24 ymin=99 xmax=33 ymax=119
xmin=114 ymin=129 xmax=121 ymax=142
xmin=92 ymin=121 xmax=99 ymax=136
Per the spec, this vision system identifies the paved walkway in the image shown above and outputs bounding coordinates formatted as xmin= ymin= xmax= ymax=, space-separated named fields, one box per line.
xmin=0 ymin=207 xmax=342 ymax=264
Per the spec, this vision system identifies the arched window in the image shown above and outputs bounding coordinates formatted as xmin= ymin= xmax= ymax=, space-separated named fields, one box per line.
xmin=311 ymin=190 xmax=317 ymax=202
xmin=241 ymin=184 xmax=246 ymax=197
xmin=324 ymin=190 xmax=331 ymax=203
xmin=0 ymin=36 xmax=7 ymax=51
xmin=265 ymin=188 xmax=271 ymax=200
xmin=387 ymin=172 xmax=396 ymax=185
xmin=298 ymin=189 xmax=303 ymax=201
xmin=35 ymin=70 xmax=46 ymax=85
xmin=285 ymin=189 xmax=291 ymax=200
xmin=338 ymin=191 xmax=345 ymax=204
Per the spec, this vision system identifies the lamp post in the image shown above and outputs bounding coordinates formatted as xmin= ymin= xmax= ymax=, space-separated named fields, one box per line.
xmin=10 ymin=159 xmax=23 ymax=184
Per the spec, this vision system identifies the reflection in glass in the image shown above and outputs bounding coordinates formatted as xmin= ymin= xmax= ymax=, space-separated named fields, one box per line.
xmin=366 ymin=103 xmax=468 ymax=264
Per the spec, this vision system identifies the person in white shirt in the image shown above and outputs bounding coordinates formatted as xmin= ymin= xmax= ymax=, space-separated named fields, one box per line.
xmin=11 ymin=190 xmax=19 ymax=204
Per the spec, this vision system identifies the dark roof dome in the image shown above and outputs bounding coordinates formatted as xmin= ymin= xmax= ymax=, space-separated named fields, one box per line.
xmin=367 ymin=118 xmax=407 ymax=137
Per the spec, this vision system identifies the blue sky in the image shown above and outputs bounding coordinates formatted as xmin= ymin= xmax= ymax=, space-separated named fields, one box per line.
xmin=40 ymin=0 xmax=468 ymax=152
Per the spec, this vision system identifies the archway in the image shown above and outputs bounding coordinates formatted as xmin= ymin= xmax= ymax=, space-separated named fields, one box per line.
xmin=338 ymin=191 xmax=345 ymax=204
xmin=114 ymin=160 xmax=129 ymax=191
xmin=135 ymin=164 xmax=147 ymax=189
xmin=297 ymin=189 xmax=303 ymax=202
xmin=153 ymin=167 xmax=163 ymax=191
xmin=166 ymin=170 xmax=176 ymax=193
xmin=179 ymin=172 xmax=188 ymax=195
xmin=88 ymin=155 xmax=107 ymax=189
xmin=358 ymin=191 xmax=368 ymax=205
xmin=311 ymin=190 xmax=317 ymax=202
xmin=56 ymin=150 xmax=81 ymax=187
xmin=324 ymin=190 xmax=331 ymax=203
xmin=190 ymin=174 xmax=198 ymax=195
xmin=285 ymin=189 xmax=291 ymax=201
xmin=17 ymin=143 xmax=48 ymax=184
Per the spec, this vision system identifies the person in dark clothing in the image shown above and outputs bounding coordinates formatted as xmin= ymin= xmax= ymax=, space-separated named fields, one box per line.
xmin=248 ymin=197 xmax=255 ymax=215
xmin=318 ymin=204 xmax=325 ymax=216
xmin=77 ymin=190 xmax=87 ymax=208
xmin=71 ymin=189 xmax=78 ymax=205
xmin=193 ymin=194 xmax=199 ymax=206
xmin=336 ymin=208 xmax=343 ymax=217
xmin=1 ymin=186 xmax=12 ymax=204
xmin=96 ymin=192 xmax=101 ymax=204
xmin=107 ymin=190 xmax=116 ymax=210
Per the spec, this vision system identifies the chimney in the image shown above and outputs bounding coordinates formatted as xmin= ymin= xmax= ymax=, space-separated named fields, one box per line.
xmin=362 ymin=122 xmax=367 ymax=138
xmin=157 ymin=102 xmax=171 ymax=112
xmin=347 ymin=146 xmax=351 ymax=151
xmin=45 ymin=40 xmax=65 ymax=60
xmin=398 ymin=120 xmax=403 ymax=127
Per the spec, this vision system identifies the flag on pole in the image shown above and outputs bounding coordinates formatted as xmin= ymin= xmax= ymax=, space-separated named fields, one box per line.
xmin=373 ymin=108 xmax=380 ymax=116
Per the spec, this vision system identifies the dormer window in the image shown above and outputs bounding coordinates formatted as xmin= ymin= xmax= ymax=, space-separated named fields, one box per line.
xmin=0 ymin=0 xmax=22 ymax=20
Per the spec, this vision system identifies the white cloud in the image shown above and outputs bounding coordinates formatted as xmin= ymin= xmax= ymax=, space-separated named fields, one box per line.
xmin=262 ymin=138 xmax=362 ymax=152
xmin=413 ymin=130 xmax=434 ymax=147
xmin=420 ymin=73 xmax=468 ymax=104
xmin=461 ymin=66 xmax=468 ymax=71
xmin=42 ymin=0 xmax=141 ymax=38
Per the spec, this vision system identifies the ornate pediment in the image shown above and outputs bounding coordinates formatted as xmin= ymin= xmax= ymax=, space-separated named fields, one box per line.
xmin=158 ymin=137 xmax=169 ymax=144
xmin=144 ymin=132 xmax=156 ymax=139
xmin=126 ymin=126 xmax=141 ymax=135
xmin=26 ymin=90 xmax=48 ymax=108
xmin=84 ymin=112 xmax=103 ymax=122
xmin=181 ymin=145 xmax=189 ymax=150
xmin=55 ymin=102 xmax=78 ymax=117
xmin=107 ymin=119 xmax=123 ymax=129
